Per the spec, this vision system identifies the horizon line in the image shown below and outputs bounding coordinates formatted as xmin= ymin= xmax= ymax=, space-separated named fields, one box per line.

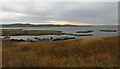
xmin=0 ymin=23 xmax=118 ymax=26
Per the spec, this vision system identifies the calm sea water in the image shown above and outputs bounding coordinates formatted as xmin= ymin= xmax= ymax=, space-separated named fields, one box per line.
xmin=1 ymin=25 xmax=118 ymax=40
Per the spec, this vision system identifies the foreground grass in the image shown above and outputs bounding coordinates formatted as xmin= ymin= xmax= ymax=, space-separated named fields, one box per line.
xmin=2 ymin=36 xmax=119 ymax=67
xmin=2 ymin=29 xmax=62 ymax=36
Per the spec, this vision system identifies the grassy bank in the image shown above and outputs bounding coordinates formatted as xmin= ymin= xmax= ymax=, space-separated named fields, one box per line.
xmin=100 ymin=30 xmax=117 ymax=32
xmin=2 ymin=36 xmax=119 ymax=67
xmin=76 ymin=30 xmax=93 ymax=33
xmin=2 ymin=29 xmax=62 ymax=36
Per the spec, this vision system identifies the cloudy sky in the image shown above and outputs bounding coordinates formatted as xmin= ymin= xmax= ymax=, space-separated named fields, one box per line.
xmin=1 ymin=2 xmax=118 ymax=25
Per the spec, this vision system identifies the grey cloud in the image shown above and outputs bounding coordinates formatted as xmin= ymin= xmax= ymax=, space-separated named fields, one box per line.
xmin=1 ymin=2 xmax=118 ymax=25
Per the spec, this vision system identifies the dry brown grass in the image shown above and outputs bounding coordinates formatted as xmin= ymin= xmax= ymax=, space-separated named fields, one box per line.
xmin=2 ymin=36 xmax=119 ymax=67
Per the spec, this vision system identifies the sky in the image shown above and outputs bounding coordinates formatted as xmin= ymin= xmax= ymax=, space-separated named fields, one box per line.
xmin=0 ymin=1 xmax=118 ymax=25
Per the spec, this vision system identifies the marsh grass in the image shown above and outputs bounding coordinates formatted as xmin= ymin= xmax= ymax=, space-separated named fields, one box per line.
xmin=76 ymin=30 xmax=93 ymax=33
xmin=2 ymin=36 xmax=119 ymax=67
xmin=100 ymin=30 xmax=117 ymax=32
xmin=2 ymin=29 xmax=62 ymax=36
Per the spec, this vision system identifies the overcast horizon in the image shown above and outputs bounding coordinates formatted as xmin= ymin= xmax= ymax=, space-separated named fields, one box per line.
xmin=1 ymin=2 xmax=118 ymax=25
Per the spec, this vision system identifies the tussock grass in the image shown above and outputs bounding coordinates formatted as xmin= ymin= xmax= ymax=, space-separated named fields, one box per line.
xmin=2 ymin=36 xmax=119 ymax=67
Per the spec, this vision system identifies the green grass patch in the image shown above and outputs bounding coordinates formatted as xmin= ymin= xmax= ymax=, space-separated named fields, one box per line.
xmin=100 ymin=30 xmax=117 ymax=32
xmin=76 ymin=30 xmax=93 ymax=33
xmin=2 ymin=29 xmax=62 ymax=36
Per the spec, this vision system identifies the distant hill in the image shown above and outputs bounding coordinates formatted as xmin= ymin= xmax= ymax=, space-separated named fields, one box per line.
xmin=10 ymin=23 xmax=32 ymax=27
xmin=1 ymin=23 xmax=92 ymax=27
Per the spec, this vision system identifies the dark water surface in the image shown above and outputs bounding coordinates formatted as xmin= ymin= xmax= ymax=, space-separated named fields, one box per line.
xmin=1 ymin=25 xmax=118 ymax=40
